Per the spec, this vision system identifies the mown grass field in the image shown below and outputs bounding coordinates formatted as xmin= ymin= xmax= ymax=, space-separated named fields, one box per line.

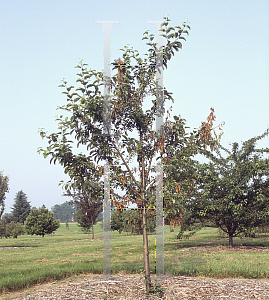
xmin=0 ymin=222 xmax=268 ymax=296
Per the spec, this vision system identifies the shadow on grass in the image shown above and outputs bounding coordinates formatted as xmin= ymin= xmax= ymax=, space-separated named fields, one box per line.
xmin=164 ymin=232 xmax=269 ymax=250
xmin=0 ymin=243 xmax=39 ymax=248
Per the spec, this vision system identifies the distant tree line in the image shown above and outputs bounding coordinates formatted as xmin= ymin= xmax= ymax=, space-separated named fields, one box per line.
xmin=51 ymin=201 xmax=76 ymax=223
xmin=0 ymin=180 xmax=60 ymax=238
xmin=0 ymin=189 xmax=30 ymax=238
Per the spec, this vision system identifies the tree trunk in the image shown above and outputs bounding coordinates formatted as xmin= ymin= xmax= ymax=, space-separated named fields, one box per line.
xmin=142 ymin=207 xmax=152 ymax=293
xmin=140 ymin=133 xmax=152 ymax=294
xmin=229 ymin=234 xmax=233 ymax=248
xmin=91 ymin=220 xmax=94 ymax=239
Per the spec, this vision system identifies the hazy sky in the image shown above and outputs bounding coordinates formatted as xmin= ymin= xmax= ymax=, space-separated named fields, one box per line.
xmin=0 ymin=0 xmax=268 ymax=214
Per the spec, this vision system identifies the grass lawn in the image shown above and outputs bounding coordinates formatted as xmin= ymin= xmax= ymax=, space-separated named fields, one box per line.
xmin=0 ymin=222 xmax=268 ymax=295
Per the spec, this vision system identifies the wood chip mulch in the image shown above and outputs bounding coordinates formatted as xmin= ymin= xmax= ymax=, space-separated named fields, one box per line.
xmin=1 ymin=273 xmax=269 ymax=300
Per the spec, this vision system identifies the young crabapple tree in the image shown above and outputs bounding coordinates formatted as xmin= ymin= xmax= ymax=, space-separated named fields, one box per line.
xmin=37 ymin=16 xmax=223 ymax=294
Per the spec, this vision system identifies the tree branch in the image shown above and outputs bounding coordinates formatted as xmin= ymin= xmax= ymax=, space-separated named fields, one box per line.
xmin=110 ymin=138 xmax=142 ymax=192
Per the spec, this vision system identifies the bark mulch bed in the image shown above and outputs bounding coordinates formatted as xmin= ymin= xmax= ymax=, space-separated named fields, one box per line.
xmin=1 ymin=272 xmax=269 ymax=300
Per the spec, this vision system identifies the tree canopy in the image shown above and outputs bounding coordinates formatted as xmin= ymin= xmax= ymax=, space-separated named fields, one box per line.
xmin=24 ymin=206 xmax=60 ymax=237
xmin=11 ymin=190 xmax=31 ymax=224
xmin=51 ymin=201 xmax=76 ymax=223
xmin=64 ymin=188 xmax=103 ymax=239
xmin=0 ymin=220 xmax=25 ymax=239
xmin=110 ymin=208 xmax=156 ymax=235
xmin=0 ymin=171 xmax=9 ymax=219
xmin=192 ymin=129 xmax=269 ymax=247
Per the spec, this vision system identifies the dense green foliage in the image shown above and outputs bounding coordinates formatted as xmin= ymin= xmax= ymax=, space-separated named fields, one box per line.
xmin=11 ymin=190 xmax=31 ymax=224
xmin=190 ymin=131 xmax=269 ymax=247
xmin=24 ymin=206 xmax=60 ymax=237
xmin=73 ymin=209 xmax=90 ymax=233
xmin=4 ymin=221 xmax=25 ymax=238
xmin=0 ymin=171 xmax=9 ymax=219
xmin=1 ymin=191 xmax=30 ymax=239
xmin=0 ymin=214 xmax=25 ymax=239
xmin=108 ymin=208 xmax=156 ymax=235
xmin=51 ymin=201 xmax=75 ymax=223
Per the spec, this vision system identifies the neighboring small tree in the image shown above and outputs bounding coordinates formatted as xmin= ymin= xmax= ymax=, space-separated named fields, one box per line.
xmin=109 ymin=208 xmax=125 ymax=234
xmin=0 ymin=220 xmax=5 ymax=238
xmin=11 ymin=190 xmax=31 ymax=224
xmin=0 ymin=215 xmax=24 ymax=239
xmin=24 ymin=206 xmax=60 ymax=237
xmin=0 ymin=171 xmax=9 ymax=219
xmin=109 ymin=209 xmax=156 ymax=235
xmin=51 ymin=201 xmax=75 ymax=223
xmin=0 ymin=214 xmax=13 ymax=238
xmin=65 ymin=188 xmax=103 ymax=239
xmin=175 ymin=206 xmax=204 ymax=240
xmin=5 ymin=221 xmax=25 ymax=238
xmin=73 ymin=208 xmax=91 ymax=234
xmin=193 ymin=129 xmax=269 ymax=247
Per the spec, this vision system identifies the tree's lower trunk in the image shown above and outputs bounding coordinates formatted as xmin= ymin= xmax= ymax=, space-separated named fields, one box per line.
xmin=142 ymin=207 xmax=152 ymax=293
xmin=140 ymin=132 xmax=152 ymax=294
xmin=229 ymin=234 xmax=233 ymax=248
xmin=91 ymin=221 xmax=94 ymax=240
xmin=88 ymin=228 xmax=89 ymax=235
